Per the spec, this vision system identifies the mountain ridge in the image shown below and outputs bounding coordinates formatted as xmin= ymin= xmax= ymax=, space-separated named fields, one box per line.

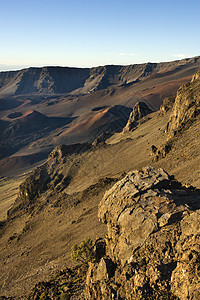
xmin=0 ymin=56 xmax=200 ymax=176
xmin=0 ymin=56 xmax=200 ymax=96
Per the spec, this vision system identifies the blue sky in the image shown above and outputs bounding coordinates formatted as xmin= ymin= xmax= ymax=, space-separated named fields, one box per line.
xmin=0 ymin=0 xmax=200 ymax=71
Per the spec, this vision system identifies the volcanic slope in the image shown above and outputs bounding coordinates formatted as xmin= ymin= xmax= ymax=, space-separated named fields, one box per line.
xmin=0 ymin=109 xmax=74 ymax=166
xmin=0 ymin=72 xmax=200 ymax=298
xmin=0 ymin=56 xmax=200 ymax=175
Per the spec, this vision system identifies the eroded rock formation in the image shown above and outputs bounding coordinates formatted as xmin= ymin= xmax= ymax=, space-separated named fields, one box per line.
xmin=160 ymin=96 xmax=175 ymax=114
xmin=7 ymin=143 xmax=91 ymax=217
xmin=123 ymin=102 xmax=152 ymax=132
xmin=167 ymin=70 xmax=200 ymax=138
xmin=152 ymin=70 xmax=200 ymax=160
xmin=85 ymin=166 xmax=200 ymax=299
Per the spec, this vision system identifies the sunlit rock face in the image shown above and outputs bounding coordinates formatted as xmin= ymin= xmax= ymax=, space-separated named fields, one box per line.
xmin=123 ymin=101 xmax=152 ymax=133
xmin=167 ymin=71 xmax=200 ymax=139
xmin=85 ymin=166 xmax=200 ymax=300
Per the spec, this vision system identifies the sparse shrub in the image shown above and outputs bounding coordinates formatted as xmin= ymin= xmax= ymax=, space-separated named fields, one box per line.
xmin=71 ymin=238 xmax=93 ymax=266
xmin=60 ymin=292 xmax=70 ymax=300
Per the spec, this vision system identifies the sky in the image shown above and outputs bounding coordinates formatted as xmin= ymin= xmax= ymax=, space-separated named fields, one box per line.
xmin=0 ymin=0 xmax=200 ymax=71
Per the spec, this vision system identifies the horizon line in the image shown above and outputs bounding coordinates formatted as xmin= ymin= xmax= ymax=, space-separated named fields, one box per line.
xmin=0 ymin=55 xmax=199 ymax=73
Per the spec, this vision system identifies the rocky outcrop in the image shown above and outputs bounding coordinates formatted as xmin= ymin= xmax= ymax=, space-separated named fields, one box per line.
xmin=166 ymin=70 xmax=200 ymax=139
xmin=7 ymin=143 xmax=91 ymax=217
xmin=49 ymin=143 xmax=91 ymax=161
xmin=160 ymin=96 xmax=175 ymax=114
xmin=152 ymin=71 xmax=200 ymax=160
xmin=191 ymin=70 xmax=200 ymax=82
xmin=92 ymin=131 xmax=112 ymax=147
xmin=150 ymin=141 xmax=173 ymax=160
xmin=85 ymin=166 xmax=200 ymax=299
xmin=123 ymin=102 xmax=153 ymax=132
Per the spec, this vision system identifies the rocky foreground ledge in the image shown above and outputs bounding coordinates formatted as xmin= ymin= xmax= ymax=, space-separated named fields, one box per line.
xmin=5 ymin=167 xmax=199 ymax=299
xmin=85 ymin=166 xmax=200 ymax=300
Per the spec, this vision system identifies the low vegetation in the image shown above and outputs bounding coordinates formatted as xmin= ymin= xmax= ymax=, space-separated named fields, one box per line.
xmin=71 ymin=238 xmax=94 ymax=266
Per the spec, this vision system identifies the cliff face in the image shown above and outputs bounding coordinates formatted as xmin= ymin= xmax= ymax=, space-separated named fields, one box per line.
xmin=151 ymin=70 xmax=200 ymax=160
xmin=0 ymin=67 xmax=90 ymax=95
xmin=167 ymin=70 xmax=200 ymax=138
xmin=85 ymin=167 xmax=200 ymax=300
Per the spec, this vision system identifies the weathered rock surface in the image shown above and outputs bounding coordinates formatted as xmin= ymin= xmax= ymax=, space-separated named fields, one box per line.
xmin=123 ymin=102 xmax=152 ymax=132
xmin=92 ymin=131 xmax=112 ymax=147
xmin=7 ymin=143 xmax=91 ymax=217
xmin=152 ymin=70 xmax=200 ymax=160
xmin=85 ymin=166 xmax=200 ymax=299
xmin=167 ymin=70 xmax=200 ymax=138
xmin=160 ymin=96 xmax=175 ymax=114
xmin=191 ymin=70 xmax=200 ymax=82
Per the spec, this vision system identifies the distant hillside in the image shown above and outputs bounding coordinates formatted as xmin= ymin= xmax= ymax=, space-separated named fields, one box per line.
xmin=0 ymin=56 xmax=200 ymax=175
xmin=0 ymin=56 xmax=200 ymax=96
xmin=2 ymin=110 xmax=73 ymax=138
xmin=0 ymin=110 xmax=74 ymax=161
xmin=0 ymin=67 xmax=90 ymax=95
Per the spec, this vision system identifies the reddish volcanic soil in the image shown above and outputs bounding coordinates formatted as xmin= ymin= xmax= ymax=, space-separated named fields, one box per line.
xmin=0 ymin=57 xmax=199 ymax=175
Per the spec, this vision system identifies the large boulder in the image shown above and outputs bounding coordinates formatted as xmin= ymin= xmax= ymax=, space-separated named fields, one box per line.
xmin=85 ymin=166 xmax=200 ymax=299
